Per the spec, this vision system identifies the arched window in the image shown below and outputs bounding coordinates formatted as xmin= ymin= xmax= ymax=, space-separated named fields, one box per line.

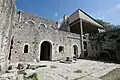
xmin=73 ymin=45 xmax=78 ymax=56
xmin=49 ymin=25 xmax=56 ymax=29
xmin=27 ymin=20 xmax=35 ymax=28
xmin=24 ymin=44 xmax=28 ymax=53
xmin=39 ymin=24 xmax=47 ymax=28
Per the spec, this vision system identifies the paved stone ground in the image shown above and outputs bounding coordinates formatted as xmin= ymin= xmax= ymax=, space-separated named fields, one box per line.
xmin=27 ymin=59 xmax=120 ymax=80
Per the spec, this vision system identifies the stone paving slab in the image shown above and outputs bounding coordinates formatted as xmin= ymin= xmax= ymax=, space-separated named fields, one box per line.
xmin=4 ymin=59 xmax=119 ymax=80
xmin=33 ymin=59 xmax=120 ymax=80
xmin=36 ymin=68 xmax=66 ymax=80
xmin=79 ymin=76 xmax=102 ymax=80
xmin=90 ymin=65 xmax=120 ymax=78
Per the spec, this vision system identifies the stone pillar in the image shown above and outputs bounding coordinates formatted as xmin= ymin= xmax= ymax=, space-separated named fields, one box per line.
xmin=18 ymin=74 xmax=24 ymax=80
xmin=79 ymin=18 xmax=84 ymax=58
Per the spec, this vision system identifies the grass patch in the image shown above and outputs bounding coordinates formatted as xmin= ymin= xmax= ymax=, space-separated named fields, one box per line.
xmin=25 ymin=73 xmax=39 ymax=80
xmin=100 ymin=68 xmax=120 ymax=80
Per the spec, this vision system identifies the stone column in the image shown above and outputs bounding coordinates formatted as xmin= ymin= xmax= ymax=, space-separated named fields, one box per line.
xmin=79 ymin=18 xmax=84 ymax=58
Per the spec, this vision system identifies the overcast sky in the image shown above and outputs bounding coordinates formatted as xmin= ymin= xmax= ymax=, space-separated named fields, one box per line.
xmin=16 ymin=0 xmax=120 ymax=25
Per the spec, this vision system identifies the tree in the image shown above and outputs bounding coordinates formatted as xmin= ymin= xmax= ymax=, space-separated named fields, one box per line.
xmin=96 ymin=19 xmax=120 ymax=31
xmin=113 ymin=25 xmax=120 ymax=29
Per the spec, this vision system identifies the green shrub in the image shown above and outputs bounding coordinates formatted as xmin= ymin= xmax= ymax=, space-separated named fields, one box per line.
xmin=26 ymin=73 xmax=39 ymax=80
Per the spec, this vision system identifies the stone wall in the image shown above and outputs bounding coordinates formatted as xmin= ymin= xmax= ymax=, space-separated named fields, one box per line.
xmin=0 ymin=0 xmax=16 ymax=74
xmin=10 ymin=11 xmax=81 ymax=62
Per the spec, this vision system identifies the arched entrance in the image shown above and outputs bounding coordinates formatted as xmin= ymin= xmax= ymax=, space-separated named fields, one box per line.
xmin=98 ymin=50 xmax=117 ymax=61
xmin=73 ymin=45 xmax=78 ymax=58
xmin=40 ymin=41 xmax=52 ymax=61
xmin=98 ymin=51 xmax=110 ymax=61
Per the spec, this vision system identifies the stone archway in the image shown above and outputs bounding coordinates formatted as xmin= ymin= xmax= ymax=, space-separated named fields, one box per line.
xmin=98 ymin=50 xmax=117 ymax=61
xmin=98 ymin=51 xmax=110 ymax=61
xmin=40 ymin=41 xmax=52 ymax=61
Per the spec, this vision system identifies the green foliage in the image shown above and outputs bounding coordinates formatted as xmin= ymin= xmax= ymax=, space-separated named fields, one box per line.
xmin=96 ymin=19 xmax=120 ymax=31
xmin=26 ymin=73 xmax=39 ymax=80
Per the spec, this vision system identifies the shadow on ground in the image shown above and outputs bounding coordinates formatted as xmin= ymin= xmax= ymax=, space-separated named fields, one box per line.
xmin=82 ymin=57 xmax=120 ymax=64
xmin=100 ymin=68 xmax=120 ymax=80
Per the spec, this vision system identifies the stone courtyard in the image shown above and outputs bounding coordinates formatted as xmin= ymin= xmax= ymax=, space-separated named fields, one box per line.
xmin=1 ymin=59 xmax=120 ymax=80
xmin=34 ymin=60 xmax=120 ymax=80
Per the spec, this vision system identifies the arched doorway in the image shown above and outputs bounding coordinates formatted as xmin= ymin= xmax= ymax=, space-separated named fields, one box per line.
xmin=98 ymin=50 xmax=117 ymax=61
xmin=40 ymin=41 xmax=52 ymax=61
xmin=73 ymin=45 xmax=78 ymax=58
xmin=24 ymin=44 xmax=28 ymax=53
xmin=98 ymin=51 xmax=110 ymax=61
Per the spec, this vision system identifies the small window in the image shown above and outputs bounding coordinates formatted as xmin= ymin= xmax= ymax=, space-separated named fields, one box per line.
xmin=27 ymin=20 xmax=35 ymax=27
xmin=59 ymin=46 xmax=64 ymax=53
xmin=24 ymin=44 xmax=28 ymax=53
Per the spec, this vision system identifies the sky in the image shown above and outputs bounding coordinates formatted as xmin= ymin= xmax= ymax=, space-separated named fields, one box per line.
xmin=16 ymin=0 xmax=120 ymax=25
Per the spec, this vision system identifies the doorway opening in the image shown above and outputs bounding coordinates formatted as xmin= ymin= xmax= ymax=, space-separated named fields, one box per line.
xmin=73 ymin=45 xmax=78 ymax=57
xmin=8 ymin=36 xmax=14 ymax=60
xmin=40 ymin=41 xmax=52 ymax=61
xmin=99 ymin=52 xmax=110 ymax=61
xmin=24 ymin=44 xmax=28 ymax=53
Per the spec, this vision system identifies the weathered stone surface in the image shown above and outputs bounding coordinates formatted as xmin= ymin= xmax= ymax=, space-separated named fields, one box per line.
xmin=0 ymin=0 xmax=82 ymax=76
xmin=0 ymin=59 xmax=119 ymax=80
xmin=25 ymin=69 xmax=35 ymax=78
xmin=18 ymin=74 xmax=24 ymax=80
xmin=32 ymin=59 xmax=120 ymax=80
xmin=10 ymin=10 xmax=81 ymax=62
xmin=0 ymin=73 xmax=17 ymax=80
xmin=0 ymin=0 xmax=16 ymax=75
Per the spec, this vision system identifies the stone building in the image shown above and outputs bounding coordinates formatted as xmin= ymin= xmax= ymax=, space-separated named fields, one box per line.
xmin=0 ymin=0 xmax=104 ymax=74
